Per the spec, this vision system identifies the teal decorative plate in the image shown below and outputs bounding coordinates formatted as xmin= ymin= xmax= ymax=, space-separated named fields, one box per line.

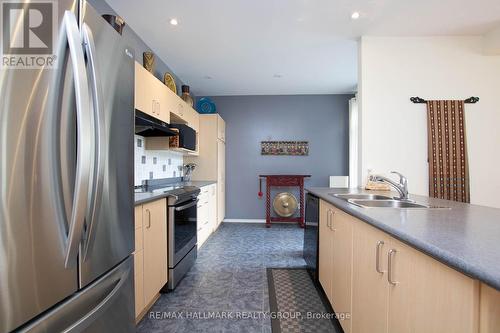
xmin=197 ymin=97 xmax=217 ymax=114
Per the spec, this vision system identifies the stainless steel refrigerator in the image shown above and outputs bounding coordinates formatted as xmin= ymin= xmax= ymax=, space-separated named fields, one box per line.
xmin=0 ymin=1 xmax=135 ymax=332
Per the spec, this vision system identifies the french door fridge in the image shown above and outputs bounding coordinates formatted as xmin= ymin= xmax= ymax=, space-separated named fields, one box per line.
xmin=0 ymin=1 xmax=135 ymax=332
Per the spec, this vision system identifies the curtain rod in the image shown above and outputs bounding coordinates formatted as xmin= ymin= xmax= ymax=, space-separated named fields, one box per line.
xmin=410 ymin=96 xmax=480 ymax=104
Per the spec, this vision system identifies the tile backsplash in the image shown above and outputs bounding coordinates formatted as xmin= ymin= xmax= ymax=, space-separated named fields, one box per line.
xmin=134 ymin=135 xmax=184 ymax=186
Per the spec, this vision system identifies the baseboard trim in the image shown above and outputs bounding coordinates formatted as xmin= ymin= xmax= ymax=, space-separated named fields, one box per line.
xmin=223 ymin=219 xmax=266 ymax=223
xmin=223 ymin=219 xmax=298 ymax=225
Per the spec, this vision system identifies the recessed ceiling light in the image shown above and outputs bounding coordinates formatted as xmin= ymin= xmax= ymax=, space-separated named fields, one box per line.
xmin=351 ymin=12 xmax=360 ymax=20
xmin=170 ymin=18 xmax=178 ymax=26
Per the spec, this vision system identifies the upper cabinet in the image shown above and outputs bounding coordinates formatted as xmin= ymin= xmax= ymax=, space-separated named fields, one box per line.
xmin=134 ymin=61 xmax=200 ymax=155
xmin=134 ymin=62 xmax=170 ymax=124
xmin=217 ymin=115 xmax=226 ymax=142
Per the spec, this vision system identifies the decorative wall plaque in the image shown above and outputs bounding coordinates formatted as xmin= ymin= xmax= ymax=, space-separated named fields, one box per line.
xmin=261 ymin=141 xmax=309 ymax=156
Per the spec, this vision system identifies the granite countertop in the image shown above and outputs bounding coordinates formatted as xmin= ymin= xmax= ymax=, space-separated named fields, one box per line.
xmin=135 ymin=180 xmax=217 ymax=205
xmin=307 ymin=187 xmax=500 ymax=291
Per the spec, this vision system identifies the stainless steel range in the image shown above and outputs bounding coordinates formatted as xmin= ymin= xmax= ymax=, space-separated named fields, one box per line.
xmin=135 ymin=182 xmax=200 ymax=290
xmin=166 ymin=187 xmax=200 ymax=289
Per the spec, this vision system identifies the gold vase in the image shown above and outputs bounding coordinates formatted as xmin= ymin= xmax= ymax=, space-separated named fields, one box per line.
xmin=143 ymin=52 xmax=155 ymax=72
xmin=181 ymin=85 xmax=194 ymax=107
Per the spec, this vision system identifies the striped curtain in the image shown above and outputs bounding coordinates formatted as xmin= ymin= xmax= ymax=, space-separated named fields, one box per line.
xmin=426 ymin=100 xmax=470 ymax=202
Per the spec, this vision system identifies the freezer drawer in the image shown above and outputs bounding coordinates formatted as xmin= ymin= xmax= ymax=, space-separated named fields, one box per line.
xmin=17 ymin=256 xmax=134 ymax=333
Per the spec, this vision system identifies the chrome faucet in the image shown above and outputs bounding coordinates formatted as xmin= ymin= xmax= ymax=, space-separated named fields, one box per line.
xmin=370 ymin=171 xmax=409 ymax=201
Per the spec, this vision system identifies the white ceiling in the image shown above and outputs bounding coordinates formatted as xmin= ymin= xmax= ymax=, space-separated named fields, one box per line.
xmin=106 ymin=0 xmax=500 ymax=96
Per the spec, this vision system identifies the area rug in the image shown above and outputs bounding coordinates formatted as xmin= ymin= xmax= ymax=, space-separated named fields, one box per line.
xmin=266 ymin=268 xmax=342 ymax=333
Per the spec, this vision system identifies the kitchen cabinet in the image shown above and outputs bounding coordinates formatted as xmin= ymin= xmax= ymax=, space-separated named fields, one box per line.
xmin=208 ymin=183 xmax=217 ymax=230
xmin=197 ymin=184 xmax=217 ymax=248
xmin=133 ymin=250 xmax=144 ymax=320
xmin=351 ymin=219 xmax=388 ymax=333
xmin=134 ymin=62 xmax=169 ymax=123
xmin=217 ymin=115 xmax=226 ymax=142
xmin=133 ymin=206 xmax=144 ymax=320
xmin=480 ymin=284 xmax=500 ymax=333
xmin=217 ymin=139 xmax=225 ymax=227
xmin=185 ymin=114 xmax=226 ymax=227
xmin=318 ymin=201 xmax=352 ymax=333
xmin=142 ymin=199 xmax=168 ymax=306
xmin=318 ymin=201 xmax=334 ymax=301
xmin=165 ymin=88 xmax=199 ymax=131
xmin=134 ymin=199 xmax=167 ymax=321
xmin=348 ymin=209 xmax=478 ymax=333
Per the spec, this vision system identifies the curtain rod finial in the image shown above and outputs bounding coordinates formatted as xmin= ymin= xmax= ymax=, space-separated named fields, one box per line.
xmin=410 ymin=96 xmax=426 ymax=103
xmin=464 ymin=97 xmax=479 ymax=104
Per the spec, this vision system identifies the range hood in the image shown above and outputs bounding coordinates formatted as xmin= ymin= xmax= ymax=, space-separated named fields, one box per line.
xmin=135 ymin=110 xmax=178 ymax=137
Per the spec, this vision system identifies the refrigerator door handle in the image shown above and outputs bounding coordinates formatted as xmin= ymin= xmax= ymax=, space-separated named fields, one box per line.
xmin=81 ymin=23 xmax=105 ymax=261
xmin=60 ymin=11 xmax=93 ymax=268
xmin=17 ymin=258 xmax=133 ymax=333
xmin=62 ymin=263 xmax=130 ymax=332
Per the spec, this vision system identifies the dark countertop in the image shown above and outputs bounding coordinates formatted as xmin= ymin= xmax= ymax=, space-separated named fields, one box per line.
xmin=307 ymin=187 xmax=500 ymax=291
xmin=135 ymin=180 xmax=217 ymax=205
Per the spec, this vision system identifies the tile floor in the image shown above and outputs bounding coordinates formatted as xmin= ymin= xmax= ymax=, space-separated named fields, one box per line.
xmin=137 ymin=222 xmax=307 ymax=333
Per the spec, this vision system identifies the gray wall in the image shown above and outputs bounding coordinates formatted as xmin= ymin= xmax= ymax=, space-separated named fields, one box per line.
xmin=209 ymin=95 xmax=352 ymax=219
xmin=89 ymin=0 xmax=193 ymax=98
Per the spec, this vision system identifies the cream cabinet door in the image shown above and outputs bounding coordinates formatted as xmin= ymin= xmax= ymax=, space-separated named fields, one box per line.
xmin=389 ymin=239 xmax=479 ymax=333
xmin=134 ymin=62 xmax=154 ymax=117
xmin=156 ymin=82 xmax=170 ymax=124
xmin=142 ymin=199 xmax=167 ymax=305
xmin=318 ymin=200 xmax=334 ymax=303
xmin=133 ymin=250 xmax=144 ymax=319
xmin=209 ymin=184 xmax=217 ymax=232
xmin=134 ymin=62 xmax=169 ymax=124
xmin=217 ymin=115 xmax=226 ymax=142
xmin=352 ymin=220 xmax=389 ymax=333
xmin=330 ymin=208 xmax=353 ymax=333
xmin=217 ymin=140 xmax=225 ymax=225
xmin=134 ymin=206 xmax=144 ymax=319
xmin=386 ymin=239 xmax=415 ymax=333
xmin=480 ymin=284 xmax=500 ymax=333
xmin=184 ymin=106 xmax=200 ymax=132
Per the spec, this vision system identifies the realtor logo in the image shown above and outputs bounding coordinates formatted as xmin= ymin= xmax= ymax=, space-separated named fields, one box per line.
xmin=1 ymin=0 xmax=57 ymax=68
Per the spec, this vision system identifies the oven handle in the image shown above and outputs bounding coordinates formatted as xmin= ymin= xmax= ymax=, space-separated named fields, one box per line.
xmin=174 ymin=199 xmax=199 ymax=211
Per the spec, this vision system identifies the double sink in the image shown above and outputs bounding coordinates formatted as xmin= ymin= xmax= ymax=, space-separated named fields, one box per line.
xmin=329 ymin=193 xmax=440 ymax=209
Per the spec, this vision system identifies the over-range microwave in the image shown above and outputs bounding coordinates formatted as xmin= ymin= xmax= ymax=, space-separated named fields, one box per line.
xmin=170 ymin=123 xmax=197 ymax=151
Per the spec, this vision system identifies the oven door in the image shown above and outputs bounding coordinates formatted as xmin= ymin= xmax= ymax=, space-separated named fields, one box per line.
xmin=168 ymin=198 xmax=198 ymax=267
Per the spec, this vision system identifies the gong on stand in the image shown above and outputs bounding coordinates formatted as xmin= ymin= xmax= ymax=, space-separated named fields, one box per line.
xmin=273 ymin=192 xmax=298 ymax=218
xmin=259 ymin=174 xmax=310 ymax=228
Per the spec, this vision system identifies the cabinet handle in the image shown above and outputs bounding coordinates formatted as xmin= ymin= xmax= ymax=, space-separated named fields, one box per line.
xmin=145 ymin=209 xmax=151 ymax=229
xmin=330 ymin=210 xmax=336 ymax=231
xmin=375 ymin=241 xmax=385 ymax=274
xmin=387 ymin=249 xmax=398 ymax=285
xmin=326 ymin=209 xmax=331 ymax=228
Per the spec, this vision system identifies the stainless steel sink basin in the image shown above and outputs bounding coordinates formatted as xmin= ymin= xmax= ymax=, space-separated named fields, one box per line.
xmin=349 ymin=199 xmax=429 ymax=209
xmin=331 ymin=193 xmax=393 ymax=201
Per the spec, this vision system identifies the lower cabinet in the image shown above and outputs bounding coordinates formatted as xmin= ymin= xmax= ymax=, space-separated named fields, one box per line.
xmin=318 ymin=201 xmax=352 ymax=333
xmin=351 ymin=219 xmax=478 ymax=333
xmin=319 ymin=198 xmax=488 ymax=333
xmin=197 ymin=184 xmax=218 ymax=248
xmin=134 ymin=199 xmax=168 ymax=321
xmin=480 ymin=284 xmax=500 ymax=333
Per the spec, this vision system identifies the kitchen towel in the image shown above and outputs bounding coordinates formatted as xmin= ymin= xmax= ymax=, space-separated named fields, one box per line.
xmin=426 ymin=100 xmax=470 ymax=202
